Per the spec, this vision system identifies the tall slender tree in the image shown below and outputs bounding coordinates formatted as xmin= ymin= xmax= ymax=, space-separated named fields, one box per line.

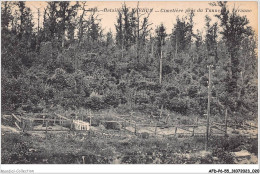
xmin=216 ymin=1 xmax=253 ymax=111
xmin=1 ymin=2 xmax=13 ymax=33
xmin=205 ymin=15 xmax=218 ymax=64
xmin=170 ymin=14 xmax=194 ymax=56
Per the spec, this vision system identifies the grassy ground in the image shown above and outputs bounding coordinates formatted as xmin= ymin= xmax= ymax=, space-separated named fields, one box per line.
xmin=1 ymin=123 xmax=258 ymax=164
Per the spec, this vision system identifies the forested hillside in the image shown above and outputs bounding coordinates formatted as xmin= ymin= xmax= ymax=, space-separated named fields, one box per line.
xmin=1 ymin=1 xmax=257 ymax=122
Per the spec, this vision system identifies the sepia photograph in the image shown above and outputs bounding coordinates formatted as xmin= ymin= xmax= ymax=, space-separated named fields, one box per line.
xmin=0 ymin=0 xmax=258 ymax=173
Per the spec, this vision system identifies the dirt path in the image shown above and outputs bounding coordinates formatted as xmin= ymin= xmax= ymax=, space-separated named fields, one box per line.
xmin=126 ymin=124 xmax=258 ymax=138
xmin=1 ymin=125 xmax=20 ymax=133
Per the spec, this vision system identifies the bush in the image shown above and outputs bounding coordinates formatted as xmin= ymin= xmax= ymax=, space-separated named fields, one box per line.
xmin=1 ymin=116 xmax=15 ymax=127
xmin=1 ymin=133 xmax=33 ymax=164
xmin=135 ymin=94 xmax=149 ymax=105
xmin=103 ymin=121 xmax=121 ymax=130
xmin=103 ymin=93 xmax=119 ymax=108
xmin=212 ymin=148 xmax=235 ymax=164
xmin=140 ymin=132 xmax=149 ymax=139
xmin=248 ymin=139 xmax=258 ymax=155
xmin=146 ymin=82 xmax=161 ymax=92
xmin=187 ymin=86 xmax=198 ymax=98
xmin=86 ymin=96 xmax=104 ymax=111
xmin=166 ymin=86 xmax=180 ymax=99
xmin=2 ymin=76 xmax=29 ymax=111
xmin=167 ymin=98 xmax=188 ymax=114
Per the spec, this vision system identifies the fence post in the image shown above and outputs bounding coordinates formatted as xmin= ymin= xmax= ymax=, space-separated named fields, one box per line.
xmin=134 ymin=123 xmax=137 ymax=135
xmin=150 ymin=111 xmax=153 ymax=125
xmin=165 ymin=114 xmax=169 ymax=124
xmin=82 ymin=156 xmax=85 ymax=164
xmin=175 ymin=126 xmax=178 ymax=137
xmin=155 ymin=123 xmax=157 ymax=135
xmin=45 ymin=121 xmax=48 ymax=133
xmin=209 ymin=126 xmax=212 ymax=136
xmin=192 ymin=126 xmax=195 ymax=136
xmin=61 ymin=118 xmax=63 ymax=131
xmin=89 ymin=112 xmax=92 ymax=129
xmin=225 ymin=108 xmax=228 ymax=136
xmin=22 ymin=118 xmax=25 ymax=132
xmin=159 ymin=105 xmax=163 ymax=119
xmin=130 ymin=112 xmax=134 ymax=124
xmin=70 ymin=118 xmax=73 ymax=131
xmin=31 ymin=119 xmax=34 ymax=131
xmin=43 ymin=116 xmax=45 ymax=127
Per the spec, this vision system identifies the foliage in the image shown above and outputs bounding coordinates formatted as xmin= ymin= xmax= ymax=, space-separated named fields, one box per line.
xmin=1 ymin=2 xmax=257 ymax=123
xmin=1 ymin=133 xmax=34 ymax=164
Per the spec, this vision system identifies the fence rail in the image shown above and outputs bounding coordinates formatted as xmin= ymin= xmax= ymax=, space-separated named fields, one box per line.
xmin=8 ymin=112 xmax=257 ymax=139
xmin=12 ymin=114 xmax=21 ymax=122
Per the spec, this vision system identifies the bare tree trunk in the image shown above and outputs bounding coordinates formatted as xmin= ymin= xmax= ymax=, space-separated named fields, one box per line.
xmin=136 ymin=2 xmax=140 ymax=62
xmin=78 ymin=2 xmax=87 ymax=46
xmin=205 ymin=65 xmax=212 ymax=151
xmin=159 ymin=50 xmax=163 ymax=84
xmin=175 ymin=36 xmax=178 ymax=57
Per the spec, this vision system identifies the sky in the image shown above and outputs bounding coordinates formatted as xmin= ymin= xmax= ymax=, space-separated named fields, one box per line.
xmin=25 ymin=1 xmax=258 ymax=36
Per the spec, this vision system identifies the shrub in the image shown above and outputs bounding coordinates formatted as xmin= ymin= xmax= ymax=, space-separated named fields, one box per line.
xmin=103 ymin=121 xmax=121 ymax=130
xmin=212 ymin=148 xmax=235 ymax=164
xmin=86 ymin=96 xmax=104 ymax=111
xmin=134 ymin=94 xmax=149 ymax=105
xmin=187 ymin=86 xmax=198 ymax=98
xmin=248 ymin=139 xmax=258 ymax=155
xmin=1 ymin=133 xmax=33 ymax=164
xmin=140 ymin=132 xmax=149 ymax=139
xmin=166 ymin=86 xmax=180 ymax=99
xmin=146 ymin=82 xmax=161 ymax=92
xmin=103 ymin=93 xmax=119 ymax=108
xmin=167 ymin=98 xmax=188 ymax=114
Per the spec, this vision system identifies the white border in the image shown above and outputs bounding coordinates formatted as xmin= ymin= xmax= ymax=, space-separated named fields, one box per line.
xmin=1 ymin=164 xmax=259 ymax=174
xmin=0 ymin=0 xmax=259 ymax=174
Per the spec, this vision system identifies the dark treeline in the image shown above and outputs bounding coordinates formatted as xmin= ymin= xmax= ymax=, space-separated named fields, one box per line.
xmin=1 ymin=2 xmax=257 ymax=121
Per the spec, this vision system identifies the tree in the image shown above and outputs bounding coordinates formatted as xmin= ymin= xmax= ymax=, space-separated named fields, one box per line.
xmin=43 ymin=2 xmax=58 ymax=41
xmin=133 ymin=2 xmax=152 ymax=61
xmin=170 ymin=14 xmax=194 ymax=56
xmin=76 ymin=3 xmax=102 ymax=50
xmin=43 ymin=2 xmax=79 ymax=47
xmin=1 ymin=2 xmax=13 ymax=34
xmin=115 ymin=10 xmax=123 ymax=47
xmin=194 ymin=30 xmax=203 ymax=50
xmin=57 ymin=2 xmax=79 ymax=47
xmin=105 ymin=30 xmax=114 ymax=47
xmin=205 ymin=15 xmax=218 ymax=64
xmin=115 ymin=3 xmax=152 ymax=61
xmin=216 ymin=1 xmax=253 ymax=111
xmin=155 ymin=24 xmax=167 ymax=53
xmin=155 ymin=24 xmax=167 ymax=84
xmin=77 ymin=2 xmax=88 ymax=46
xmin=87 ymin=12 xmax=102 ymax=42
xmin=115 ymin=4 xmax=134 ymax=50
xmin=17 ymin=2 xmax=34 ymax=40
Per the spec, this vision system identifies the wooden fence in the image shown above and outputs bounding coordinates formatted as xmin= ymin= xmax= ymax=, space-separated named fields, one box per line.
xmin=12 ymin=114 xmax=22 ymax=130
xmin=10 ymin=112 xmax=257 ymax=138
xmin=11 ymin=113 xmax=90 ymax=132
